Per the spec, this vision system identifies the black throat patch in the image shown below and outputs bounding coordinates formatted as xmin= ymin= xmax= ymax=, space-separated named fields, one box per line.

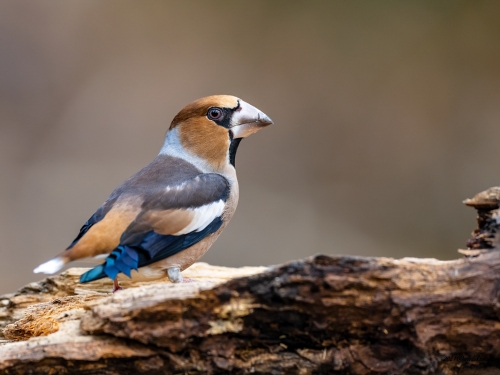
xmin=229 ymin=137 xmax=242 ymax=167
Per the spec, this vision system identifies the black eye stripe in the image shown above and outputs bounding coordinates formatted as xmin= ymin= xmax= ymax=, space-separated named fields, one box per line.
xmin=206 ymin=105 xmax=236 ymax=129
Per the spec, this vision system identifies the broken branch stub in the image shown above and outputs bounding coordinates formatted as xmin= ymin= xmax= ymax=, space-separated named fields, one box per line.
xmin=463 ymin=186 xmax=500 ymax=254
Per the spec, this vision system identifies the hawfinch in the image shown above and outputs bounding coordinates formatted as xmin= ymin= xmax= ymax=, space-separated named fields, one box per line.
xmin=34 ymin=95 xmax=272 ymax=291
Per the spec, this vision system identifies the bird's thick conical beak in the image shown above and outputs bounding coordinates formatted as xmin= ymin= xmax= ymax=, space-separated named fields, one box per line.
xmin=230 ymin=100 xmax=273 ymax=138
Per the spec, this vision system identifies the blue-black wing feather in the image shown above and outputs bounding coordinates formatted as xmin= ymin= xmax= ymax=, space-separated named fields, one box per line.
xmin=79 ymin=217 xmax=223 ymax=283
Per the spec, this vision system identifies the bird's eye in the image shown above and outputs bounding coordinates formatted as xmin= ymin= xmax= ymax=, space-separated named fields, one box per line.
xmin=207 ymin=107 xmax=223 ymax=121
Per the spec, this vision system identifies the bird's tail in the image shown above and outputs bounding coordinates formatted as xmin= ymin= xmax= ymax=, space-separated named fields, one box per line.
xmin=33 ymin=256 xmax=67 ymax=274
xmin=79 ymin=246 xmax=139 ymax=284
xmin=79 ymin=264 xmax=107 ymax=283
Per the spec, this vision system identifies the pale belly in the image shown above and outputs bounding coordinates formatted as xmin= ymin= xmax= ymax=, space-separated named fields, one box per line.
xmin=125 ymin=228 xmax=224 ymax=281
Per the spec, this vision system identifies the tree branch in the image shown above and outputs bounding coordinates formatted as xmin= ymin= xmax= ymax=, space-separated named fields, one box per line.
xmin=1 ymin=188 xmax=500 ymax=374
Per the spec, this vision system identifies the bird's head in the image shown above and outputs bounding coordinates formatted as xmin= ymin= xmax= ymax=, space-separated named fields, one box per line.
xmin=166 ymin=95 xmax=273 ymax=170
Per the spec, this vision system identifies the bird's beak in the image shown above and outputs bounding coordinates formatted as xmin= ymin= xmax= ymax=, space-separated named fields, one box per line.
xmin=230 ymin=100 xmax=273 ymax=138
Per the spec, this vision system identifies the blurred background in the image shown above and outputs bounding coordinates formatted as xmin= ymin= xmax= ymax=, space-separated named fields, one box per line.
xmin=1 ymin=1 xmax=499 ymax=293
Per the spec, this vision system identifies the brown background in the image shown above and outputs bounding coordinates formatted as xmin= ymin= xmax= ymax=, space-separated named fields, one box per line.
xmin=1 ymin=1 xmax=499 ymax=294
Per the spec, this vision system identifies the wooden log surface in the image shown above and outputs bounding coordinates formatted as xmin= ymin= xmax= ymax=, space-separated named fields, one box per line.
xmin=1 ymin=187 xmax=500 ymax=374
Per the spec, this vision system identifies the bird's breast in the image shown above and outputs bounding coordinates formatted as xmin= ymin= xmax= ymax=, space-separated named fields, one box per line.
xmin=222 ymin=177 xmax=239 ymax=221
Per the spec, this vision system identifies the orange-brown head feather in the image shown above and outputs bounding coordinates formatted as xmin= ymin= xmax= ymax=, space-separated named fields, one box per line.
xmin=164 ymin=95 xmax=273 ymax=171
xmin=170 ymin=95 xmax=239 ymax=129
xmin=171 ymin=95 xmax=239 ymax=170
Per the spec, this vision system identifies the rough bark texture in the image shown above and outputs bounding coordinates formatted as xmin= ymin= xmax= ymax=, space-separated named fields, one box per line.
xmin=2 ymin=188 xmax=500 ymax=374
xmin=464 ymin=186 xmax=500 ymax=253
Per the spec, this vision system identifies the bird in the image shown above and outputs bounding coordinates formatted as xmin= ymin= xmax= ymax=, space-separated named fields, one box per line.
xmin=33 ymin=95 xmax=273 ymax=292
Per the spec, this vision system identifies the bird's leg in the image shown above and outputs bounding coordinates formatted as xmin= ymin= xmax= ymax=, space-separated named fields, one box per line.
xmin=112 ymin=278 xmax=122 ymax=293
xmin=167 ymin=266 xmax=183 ymax=283
xmin=167 ymin=266 xmax=195 ymax=283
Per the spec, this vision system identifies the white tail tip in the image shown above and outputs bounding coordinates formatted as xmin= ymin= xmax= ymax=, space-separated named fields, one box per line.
xmin=33 ymin=257 xmax=65 ymax=274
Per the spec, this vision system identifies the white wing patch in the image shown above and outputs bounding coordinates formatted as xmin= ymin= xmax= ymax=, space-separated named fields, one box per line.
xmin=173 ymin=200 xmax=225 ymax=235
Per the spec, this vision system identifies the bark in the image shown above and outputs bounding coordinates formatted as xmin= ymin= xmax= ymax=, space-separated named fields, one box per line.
xmin=1 ymin=188 xmax=500 ymax=375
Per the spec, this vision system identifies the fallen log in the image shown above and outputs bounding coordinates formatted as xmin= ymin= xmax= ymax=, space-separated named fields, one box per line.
xmin=1 ymin=188 xmax=500 ymax=374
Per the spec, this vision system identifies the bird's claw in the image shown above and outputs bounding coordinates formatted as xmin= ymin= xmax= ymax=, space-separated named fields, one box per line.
xmin=167 ymin=267 xmax=195 ymax=283
xmin=112 ymin=278 xmax=122 ymax=293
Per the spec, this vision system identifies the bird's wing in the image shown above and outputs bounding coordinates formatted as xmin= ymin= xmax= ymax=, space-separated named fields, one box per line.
xmin=79 ymin=173 xmax=230 ymax=283
xmin=66 ymin=198 xmax=117 ymax=249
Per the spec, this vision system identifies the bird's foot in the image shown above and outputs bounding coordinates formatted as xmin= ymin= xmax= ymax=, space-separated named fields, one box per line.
xmin=182 ymin=278 xmax=195 ymax=283
xmin=112 ymin=278 xmax=122 ymax=293
xmin=167 ymin=266 xmax=184 ymax=283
